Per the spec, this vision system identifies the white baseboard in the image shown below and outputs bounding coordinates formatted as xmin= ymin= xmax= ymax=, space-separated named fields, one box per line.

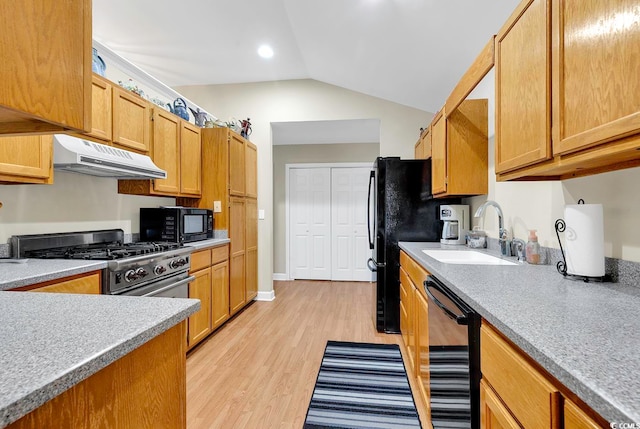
xmin=256 ymin=290 xmax=276 ymax=301
xmin=272 ymin=273 xmax=288 ymax=281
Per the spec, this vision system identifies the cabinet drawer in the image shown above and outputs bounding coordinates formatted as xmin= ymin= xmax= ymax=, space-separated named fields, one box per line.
xmin=27 ymin=272 xmax=101 ymax=294
xmin=564 ymin=398 xmax=601 ymax=429
xmin=211 ymin=244 xmax=229 ymax=265
xmin=400 ymin=251 xmax=429 ymax=293
xmin=399 ymin=267 xmax=410 ymax=304
xmin=481 ymin=324 xmax=560 ymax=429
xmin=190 ymin=249 xmax=212 ymax=272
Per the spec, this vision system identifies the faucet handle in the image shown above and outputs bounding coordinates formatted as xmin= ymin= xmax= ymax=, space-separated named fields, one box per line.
xmin=512 ymin=238 xmax=526 ymax=262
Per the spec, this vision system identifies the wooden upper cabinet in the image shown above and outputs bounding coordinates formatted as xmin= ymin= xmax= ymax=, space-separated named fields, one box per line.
xmin=0 ymin=135 xmax=53 ymax=184
xmin=245 ymin=141 xmax=258 ymax=198
xmin=495 ymin=0 xmax=551 ymax=174
xmin=552 ymin=0 xmax=640 ymax=156
xmin=0 ymin=0 xmax=91 ymax=135
xmin=431 ymin=110 xmax=447 ymax=195
xmin=151 ymin=109 xmax=181 ymax=195
xmin=180 ymin=121 xmax=202 ymax=196
xmin=415 ymin=127 xmax=431 ymax=160
xmin=431 ymin=100 xmax=488 ymax=198
xmin=229 ymin=133 xmax=246 ymax=196
xmin=86 ymin=74 xmax=112 ymax=142
xmin=112 ymin=86 xmax=150 ymax=154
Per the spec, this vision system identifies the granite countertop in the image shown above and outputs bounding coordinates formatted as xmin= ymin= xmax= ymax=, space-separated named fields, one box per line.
xmin=399 ymin=241 xmax=640 ymax=424
xmin=186 ymin=238 xmax=230 ymax=251
xmin=0 ymin=292 xmax=200 ymax=428
xmin=0 ymin=259 xmax=108 ymax=291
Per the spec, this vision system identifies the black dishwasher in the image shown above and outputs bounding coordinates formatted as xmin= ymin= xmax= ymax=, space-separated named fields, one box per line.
xmin=424 ymin=275 xmax=481 ymax=429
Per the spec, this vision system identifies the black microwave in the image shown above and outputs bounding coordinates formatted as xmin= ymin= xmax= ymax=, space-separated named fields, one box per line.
xmin=140 ymin=208 xmax=213 ymax=243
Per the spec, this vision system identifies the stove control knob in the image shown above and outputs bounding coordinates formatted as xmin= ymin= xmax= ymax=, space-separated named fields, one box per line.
xmin=169 ymin=258 xmax=186 ymax=269
xmin=135 ymin=268 xmax=148 ymax=278
xmin=124 ymin=269 xmax=137 ymax=282
xmin=153 ymin=265 xmax=167 ymax=275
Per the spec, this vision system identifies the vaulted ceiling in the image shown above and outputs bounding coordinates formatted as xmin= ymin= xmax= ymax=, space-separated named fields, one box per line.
xmin=93 ymin=0 xmax=521 ymax=113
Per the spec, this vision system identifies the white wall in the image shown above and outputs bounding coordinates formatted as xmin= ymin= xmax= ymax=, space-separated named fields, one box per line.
xmin=176 ymin=79 xmax=432 ymax=292
xmin=0 ymin=171 xmax=174 ymax=243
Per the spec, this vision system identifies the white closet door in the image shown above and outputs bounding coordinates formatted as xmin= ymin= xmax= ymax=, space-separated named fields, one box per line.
xmin=331 ymin=168 xmax=372 ymax=281
xmin=290 ymin=168 xmax=332 ymax=280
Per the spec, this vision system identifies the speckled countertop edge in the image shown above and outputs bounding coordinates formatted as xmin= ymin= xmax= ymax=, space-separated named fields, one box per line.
xmin=399 ymin=241 xmax=640 ymax=424
xmin=186 ymin=238 xmax=230 ymax=250
xmin=0 ymin=294 xmax=200 ymax=428
xmin=0 ymin=260 xmax=108 ymax=291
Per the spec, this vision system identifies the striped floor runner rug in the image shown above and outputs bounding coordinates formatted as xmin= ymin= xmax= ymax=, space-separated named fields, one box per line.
xmin=303 ymin=341 xmax=422 ymax=429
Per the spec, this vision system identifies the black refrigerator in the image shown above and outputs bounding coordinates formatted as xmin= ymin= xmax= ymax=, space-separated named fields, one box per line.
xmin=367 ymin=157 xmax=460 ymax=333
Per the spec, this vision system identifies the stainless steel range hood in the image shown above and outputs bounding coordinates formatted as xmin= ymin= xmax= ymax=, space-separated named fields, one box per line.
xmin=53 ymin=134 xmax=167 ymax=179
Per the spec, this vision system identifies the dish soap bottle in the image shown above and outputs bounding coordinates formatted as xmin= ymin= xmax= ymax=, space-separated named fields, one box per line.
xmin=526 ymin=230 xmax=541 ymax=264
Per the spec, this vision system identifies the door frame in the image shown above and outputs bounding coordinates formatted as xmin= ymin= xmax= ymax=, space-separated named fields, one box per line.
xmin=285 ymin=162 xmax=372 ymax=280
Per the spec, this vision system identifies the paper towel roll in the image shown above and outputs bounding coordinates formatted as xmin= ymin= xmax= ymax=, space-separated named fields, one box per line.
xmin=564 ymin=204 xmax=605 ymax=277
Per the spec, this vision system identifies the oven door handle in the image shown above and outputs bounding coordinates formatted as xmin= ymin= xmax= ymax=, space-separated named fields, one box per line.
xmin=424 ymin=277 xmax=468 ymax=325
xmin=142 ymin=275 xmax=195 ymax=297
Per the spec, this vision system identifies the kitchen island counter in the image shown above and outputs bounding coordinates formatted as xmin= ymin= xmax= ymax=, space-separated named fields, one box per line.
xmin=0 ymin=292 xmax=199 ymax=428
xmin=399 ymin=241 xmax=640 ymax=425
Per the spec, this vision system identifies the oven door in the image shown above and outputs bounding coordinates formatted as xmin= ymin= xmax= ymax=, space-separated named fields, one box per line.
xmin=118 ymin=273 xmax=194 ymax=298
xmin=424 ymin=275 xmax=480 ymax=429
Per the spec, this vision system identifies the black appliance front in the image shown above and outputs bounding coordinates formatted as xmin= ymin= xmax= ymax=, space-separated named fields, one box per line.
xmin=424 ymin=275 xmax=480 ymax=429
xmin=367 ymin=157 xmax=460 ymax=333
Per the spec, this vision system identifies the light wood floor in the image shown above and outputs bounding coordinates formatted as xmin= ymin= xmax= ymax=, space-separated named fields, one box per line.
xmin=186 ymin=280 xmax=427 ymax=428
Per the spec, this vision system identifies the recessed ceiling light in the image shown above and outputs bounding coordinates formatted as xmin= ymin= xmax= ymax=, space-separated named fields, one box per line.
xmin=258 ymin=45 xmax=274 ymax=59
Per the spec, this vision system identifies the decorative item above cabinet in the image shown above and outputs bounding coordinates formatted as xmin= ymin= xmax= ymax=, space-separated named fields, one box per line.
xmin=495 ymin=0 xmax=640 ymax=181
xmin=0 ymin=0 xmax=92 ymax=136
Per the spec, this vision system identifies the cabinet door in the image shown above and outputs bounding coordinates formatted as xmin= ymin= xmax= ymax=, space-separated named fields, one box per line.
xmin=29 ymin=272 xmax=101 ymax=294
xmin=229 ymin=133 xmax=246 ymax=196
xmin=188 ymin=267 xmax=212 ymax=348
xmin=495 ymin=0 xmax=551 ymax=173
xmin=229 ymin=197 xmax=246 ymax=314
xmin=0 ymin=0 xmax=91 ymax=134
xmin=399 ymin=267 xmax=415 ymax=375
xmin=151 ymin=109 xmax=181 ymax=195
xmin=480 ymin=380 xmax=521 ymax=429
xmin=180 ymin=121 xmax=202 ymax=196
xmin=245 ymin=198 xmax=258 ymax=302
xmin=552 ymin=0 xmax=640 ymax=156
xmin=112 ymin=87 xmax=150 ymax=153
xmin=87 ymin=75 xmax=112 ymax=141
xmin=211 ymin=259 xmax=230 ymax=330
xmin=415 ymin=289 xmax=432 ymax=425
xmin=563 ymin=398 xmax=601 ymax=429
xmin=414 ymin=139 xmax=423 ymax=159
xmin=431 ymin=111 xmax=447 ymax=195
xmin=0 ymin=135 xmax=52 ymax=184
xmin=245 ymin=141 xmax=258 ymax=198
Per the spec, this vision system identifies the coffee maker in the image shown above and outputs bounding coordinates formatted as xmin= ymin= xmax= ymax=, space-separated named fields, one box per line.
xmin=439 ymin=204 xmax=469 ymax=245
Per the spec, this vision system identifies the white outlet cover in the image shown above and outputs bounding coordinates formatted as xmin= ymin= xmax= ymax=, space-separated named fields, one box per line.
xmin=213 ymin=201 xmax=222 ymax=212
xmin=258 ymin=209 xmax=265 ymax=220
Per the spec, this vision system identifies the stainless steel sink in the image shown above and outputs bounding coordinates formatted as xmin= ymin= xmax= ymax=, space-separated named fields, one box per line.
xmin=421 ymin=249 xmax=517 ymax=266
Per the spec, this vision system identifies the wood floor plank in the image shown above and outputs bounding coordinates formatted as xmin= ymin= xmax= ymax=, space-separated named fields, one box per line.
xmin=186 ymin=280 xmax=428 ymax=428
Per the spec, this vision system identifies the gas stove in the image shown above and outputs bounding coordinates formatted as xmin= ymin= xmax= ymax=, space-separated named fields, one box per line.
xmin=11 ymin=229 xmax=193 ymax=296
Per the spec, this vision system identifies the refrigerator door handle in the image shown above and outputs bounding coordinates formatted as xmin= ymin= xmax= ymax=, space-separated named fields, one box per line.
xmin=367 ymin=170 xmax=375 ymax=250
xmin=367 ymin=257 xmax=385 ymax=272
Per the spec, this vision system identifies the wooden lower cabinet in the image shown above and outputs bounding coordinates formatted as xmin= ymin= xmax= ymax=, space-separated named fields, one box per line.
xmin=245 ymin=198 xmax=258 ymax=302
xmin=187 ymin=267 xmax=212 ymax=347
xmin=415 ymin=287 xmax=431 ymax=426
xmin=480 ymin=322 xmax=608 ymax=429
xmin=229 ymin=197 xmax=246 ymax=315
xmin=187 ymin=244 xmax=230 ymax=350
xmin=7 ymin=322 xmax=186 ymax=429
xmin=480 ymin=380 xmax=520 ymax=429
xmin=10 ymin=271 xmax=101 ymax=294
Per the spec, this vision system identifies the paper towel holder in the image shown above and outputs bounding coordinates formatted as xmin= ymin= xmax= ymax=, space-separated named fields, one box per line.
xmin=555 ymin=199 xmax=610 ymax=282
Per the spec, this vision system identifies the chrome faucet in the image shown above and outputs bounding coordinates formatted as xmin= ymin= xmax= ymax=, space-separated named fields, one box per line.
xmin=474 ymin=200 xmax=512 ymax=257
